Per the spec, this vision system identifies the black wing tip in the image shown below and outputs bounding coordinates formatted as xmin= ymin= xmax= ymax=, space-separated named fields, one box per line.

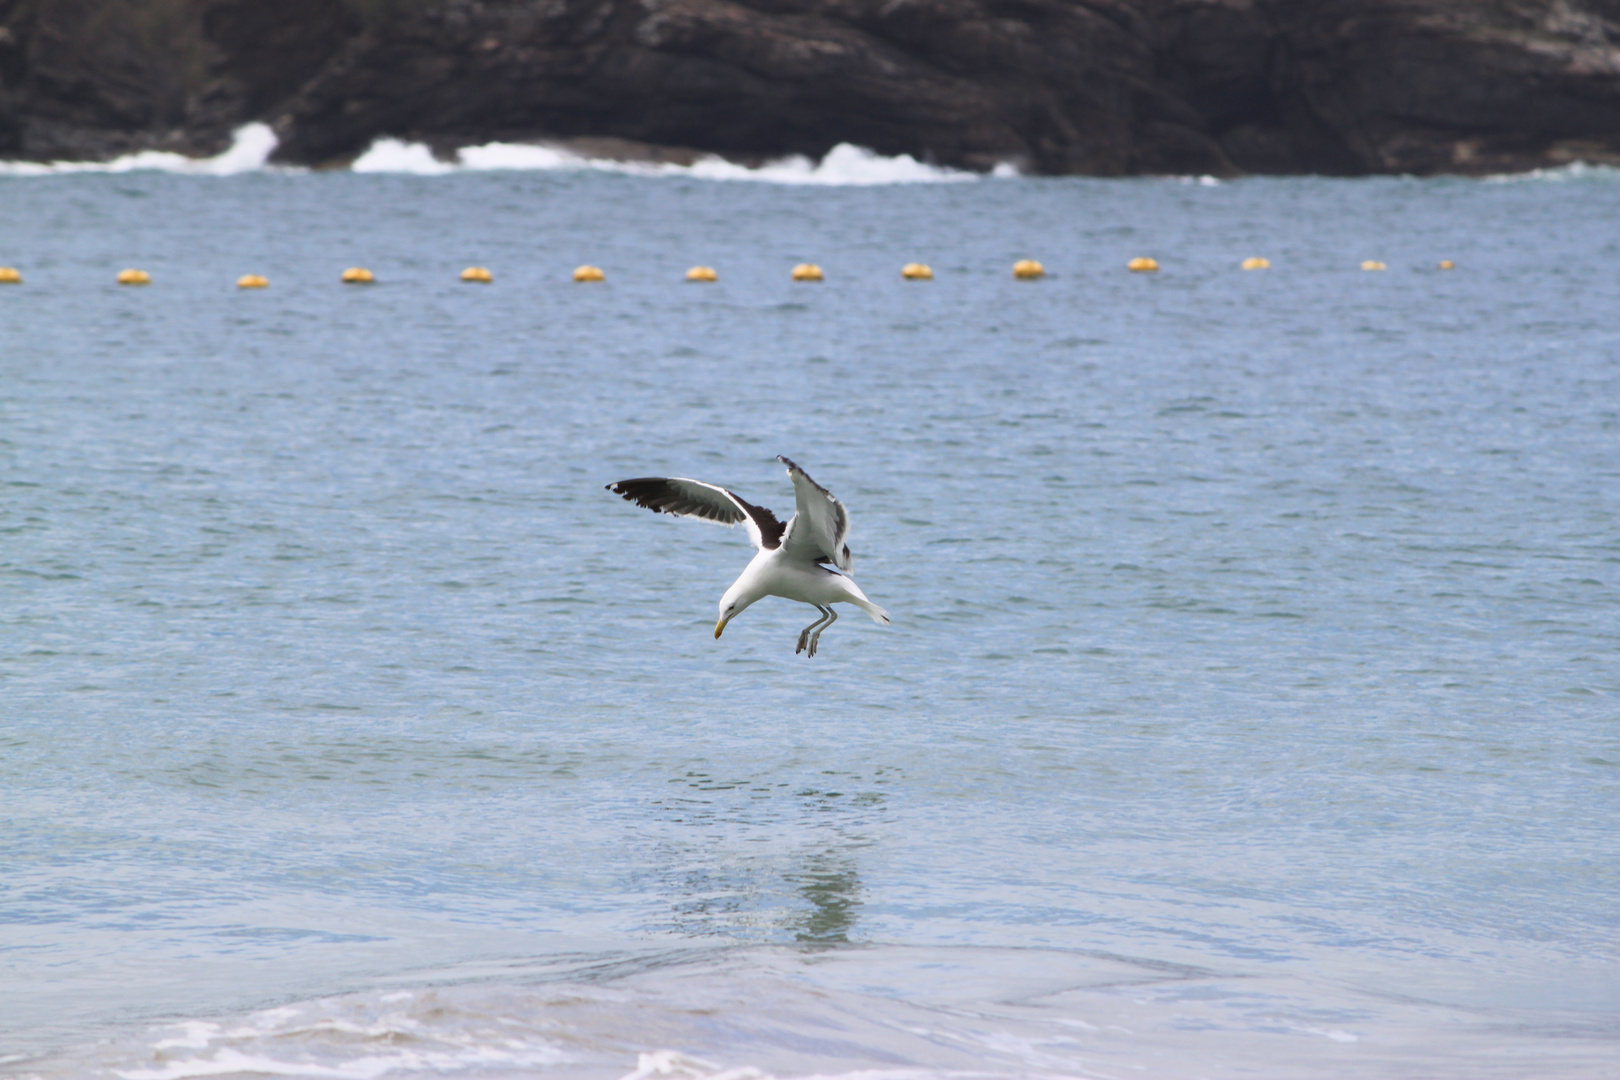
xmin=608 ymin=476 xmax=749 ymax=527
xmin=607 ymin=477 xmax=675 ymax=511
xmin=777 ymin=454 xmax=796 ymax=470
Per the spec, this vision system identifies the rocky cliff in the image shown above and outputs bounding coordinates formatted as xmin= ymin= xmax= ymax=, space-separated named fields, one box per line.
xmin=3 ymin=0 xmax=1620 ymax=174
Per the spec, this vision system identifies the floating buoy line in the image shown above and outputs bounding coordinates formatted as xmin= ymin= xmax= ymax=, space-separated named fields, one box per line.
xmin=0 ymin=259 xmax=1466 ymax=290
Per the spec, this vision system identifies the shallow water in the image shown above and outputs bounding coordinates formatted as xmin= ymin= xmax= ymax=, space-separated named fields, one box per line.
xmin=1 ymin=163 xmax=1617 ymax=1079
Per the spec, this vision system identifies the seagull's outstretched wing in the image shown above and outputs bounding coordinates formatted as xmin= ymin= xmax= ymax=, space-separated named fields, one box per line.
xmin=777 ymin=455 xmax=853 ymax=572
xmin=606 ymin=477 xmax=785 ymax=551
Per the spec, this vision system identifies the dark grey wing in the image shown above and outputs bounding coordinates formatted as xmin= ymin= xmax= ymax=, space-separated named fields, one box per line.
xmin=606 ymin=476 xmax=785 ymax=550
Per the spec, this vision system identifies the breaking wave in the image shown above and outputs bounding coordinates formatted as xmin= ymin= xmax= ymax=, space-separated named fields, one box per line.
xmin=7 ymin=122 xmax=1618 ymax=185
xmin=1482 ymin=159 xmax=1620 ymax=183
xmin=0 ymin=124 xmax=1009 ymax=184
xmin=0 ymin=124 xmax=280 ymax=177
xmin=352 ymin=136 xmax=1007 ymax=184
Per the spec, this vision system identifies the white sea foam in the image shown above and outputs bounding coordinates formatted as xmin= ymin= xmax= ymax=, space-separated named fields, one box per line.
xmin=353 ymin=136 xmax=1003 ymax=184
xmin=619 ymin=1050 xmax=767 ymax=1080
xmin=24 ymin=942 xmax=1620 ymax=1080
xmin=0 ymin=123 xmax=280 ymax=177
xmin=1484 ymin=159 xmax=1620 ymax=183
xmin=350 ymin=138 xmax=457 ymax=176
xmin=110 ymin=996 xmax=573 ymax=1080
xmin=0 ymin=124 xmax=1008 ymax=183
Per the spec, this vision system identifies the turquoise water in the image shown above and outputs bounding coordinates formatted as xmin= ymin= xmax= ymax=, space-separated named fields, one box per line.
xmin=2 ymin=164 xmax=1617 ymax=1079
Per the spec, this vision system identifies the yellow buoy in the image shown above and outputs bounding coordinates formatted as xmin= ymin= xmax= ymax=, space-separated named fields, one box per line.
xmin=236 ymin=274 xmax=269 ymax=289
xmin=1240 ymin=257 xmax=1270 ymax=270
xmin=0 ymin=267 xmax=21 ymax=284
xmin=117 ymin=268 xmax=151 ymax=286
xmin=685 ymin=266 xmax=718 ymax=282
xmin=573 ymin=265 xmax=605 ymax=282
xmin=1012 ymin=259 xmax=1044 ymax=279
xmin=341 ymin=267 xmax=375 ymax=284
xmin=791 ymin=263 xmax=824 ymax=282
xmin=460 ymin=266 xmax=493 ymax=283
xmin=1438 ymin=259 xmax=1455 ymax=270
xmin=901 ymin=262 xmax=933 ymax=280
xmin=1361 ymin=260 xmax=1387 ymax=271
xmin=1127 ymin=256 xmax=1159 ymax=273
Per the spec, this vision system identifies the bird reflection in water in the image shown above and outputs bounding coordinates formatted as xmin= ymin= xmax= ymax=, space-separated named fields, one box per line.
xmin=789 ymin=853 xmax=862 ymax=944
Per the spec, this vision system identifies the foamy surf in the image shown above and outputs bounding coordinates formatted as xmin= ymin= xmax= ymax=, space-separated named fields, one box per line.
xmin=353 ymin=137 xmax=1006 ymax=184
xmin=1483 ymin=159 xmax=1620 ymax=183
xmin=0 ymin=124 xmax=1004 ymax=184
xmin=103 ymin=998 xmax=576 ymax=1080
xmin=619 ymin=1051 xmax=766 ymax=1080
xmin=0 ymin=124 xmax=280 ymax=177
xmin=14 ymin=944 xmax=1614 ymax=1080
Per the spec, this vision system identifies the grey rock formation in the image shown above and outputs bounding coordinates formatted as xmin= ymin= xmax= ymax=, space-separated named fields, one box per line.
xmin=2 ymin=0 xmax=1619 ymax=174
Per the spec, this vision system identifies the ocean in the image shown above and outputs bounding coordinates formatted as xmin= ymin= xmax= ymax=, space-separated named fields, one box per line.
xmin=1 ymin=132 xmax=1617 ymax=1079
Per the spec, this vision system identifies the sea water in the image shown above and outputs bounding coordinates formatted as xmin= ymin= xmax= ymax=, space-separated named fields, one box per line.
xmin=1 ymin=145 xmax=1617 ymax=1079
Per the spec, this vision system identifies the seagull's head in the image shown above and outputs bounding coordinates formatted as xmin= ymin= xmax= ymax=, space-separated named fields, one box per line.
xmin=714 ymin=588 xmax=757 ymax=639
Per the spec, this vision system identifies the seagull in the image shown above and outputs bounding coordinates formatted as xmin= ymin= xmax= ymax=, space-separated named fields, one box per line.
xmin=606 ymin=456 xmax=890 ymax=656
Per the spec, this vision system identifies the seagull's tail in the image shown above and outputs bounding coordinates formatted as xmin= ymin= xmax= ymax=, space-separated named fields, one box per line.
xmin=854 ymin=598 xmax=891 ymax=625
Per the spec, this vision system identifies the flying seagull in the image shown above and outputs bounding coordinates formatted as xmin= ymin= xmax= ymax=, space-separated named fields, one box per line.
xmin=606 ymin=456 xmax=890 ymax=656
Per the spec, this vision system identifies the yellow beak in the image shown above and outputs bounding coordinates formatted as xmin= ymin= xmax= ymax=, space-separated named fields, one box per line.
xmin=714 ymin=615 xmax=729 ymax=639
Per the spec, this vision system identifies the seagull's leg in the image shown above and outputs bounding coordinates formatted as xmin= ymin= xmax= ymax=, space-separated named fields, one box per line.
xmin=807 ymin=606 xmax=838 ymax=658
xmin=790 ymin=605 xmax=829 ymax=654
xmin=800 ymin=605 xmax=835 ymax=654
xmin=796 ymin=608 xmax=817 ymax=654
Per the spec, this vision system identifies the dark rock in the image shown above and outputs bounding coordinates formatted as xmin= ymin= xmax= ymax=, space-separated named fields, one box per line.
xmin=202 ymin=0 xmax=361 ymax=122
xmin=1257 ymin=0 xmax=1620 ymax=173
xmin=0 ymin=0 xmax=214 ymax=158
xmin=263 ymin=0 xmax=1216 ymax=175
xmin=2 ymin=0 xmax=1620 ymax=174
